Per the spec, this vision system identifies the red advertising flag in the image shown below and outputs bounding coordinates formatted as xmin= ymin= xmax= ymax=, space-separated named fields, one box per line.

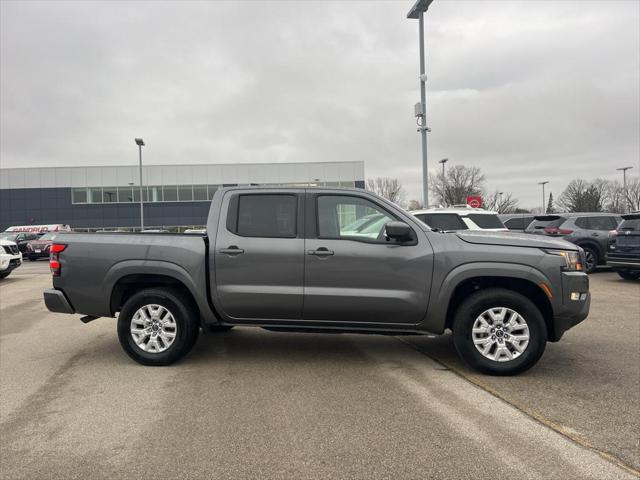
xmin=466 ymin=196 xmax=482 ymax=208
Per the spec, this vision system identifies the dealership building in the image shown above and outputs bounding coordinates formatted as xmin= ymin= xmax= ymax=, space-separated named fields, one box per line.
xmin=0 ymin=161 xmax=365 ymax=231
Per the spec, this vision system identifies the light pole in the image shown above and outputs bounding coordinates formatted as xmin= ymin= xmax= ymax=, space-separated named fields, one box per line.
xmin=438 ymin=158 xmax=448 ymax=179
xmin=135 ymin=138 xmax=145 ymax=230
xmin=538 ymin=181 xmax=549 ymax=214
xmin=497 ymin=191 xmax=504 ymax=213
xmin=407 ymin=0 xmax=434 ymax=208
xmin=616 ymin=166 xmax=633 ymax=213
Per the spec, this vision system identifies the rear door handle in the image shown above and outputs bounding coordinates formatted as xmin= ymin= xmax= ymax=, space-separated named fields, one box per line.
xmin=219 ymin=246 xmax=244 ymax=255
xmin=307 ymin=248 xmax=334 ymax=257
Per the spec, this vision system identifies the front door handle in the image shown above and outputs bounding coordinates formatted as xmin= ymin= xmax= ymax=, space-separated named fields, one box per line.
xmin=591 ymin=233 xmax=599 ymax=237
xmin=308 ymin=247 xmax=334 ymax=257
xmin=219 ymin=246 xmax=245 ymax=255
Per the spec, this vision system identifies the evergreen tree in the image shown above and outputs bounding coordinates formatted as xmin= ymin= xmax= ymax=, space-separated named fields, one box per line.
xmin=546 ymin=192 xmax=555 ymax=213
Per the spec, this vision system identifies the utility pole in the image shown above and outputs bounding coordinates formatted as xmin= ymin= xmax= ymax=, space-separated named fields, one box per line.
xmin=135 ymin=138 xmax=145 ymax=230
xmin=538 ymin=181 xmax=549 ymax=214
xmin=616 ymin=166 xmax=633 ymax=213
xmin=407 ymin=0 xmax=434 ymax=208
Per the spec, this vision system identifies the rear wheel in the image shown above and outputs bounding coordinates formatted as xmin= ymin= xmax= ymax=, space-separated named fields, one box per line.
xmin=117 ymin=288 xmax=199 ymax=366
xmin=581 ymin=246 xmax=598 ymax=273
xmin=452 ymin=288 xmax=547 ymax=375
xmin=617 ymin=270 xmax=640 ymax=280
xmin=0 ymin=271 xmax=11 ymax=279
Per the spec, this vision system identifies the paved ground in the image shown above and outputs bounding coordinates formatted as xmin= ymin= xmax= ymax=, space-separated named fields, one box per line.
xmin=1 ymin=261 xmax=638 ymax=479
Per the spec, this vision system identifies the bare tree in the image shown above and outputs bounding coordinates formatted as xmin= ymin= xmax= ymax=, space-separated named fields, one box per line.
xmin=558 ymin=179 xmax=609 ymax=212
xmin=366 ymin=177 xmax=405 ymax=204
xmin=429 ymin=165 xmax=485 ymax=206
xmin=625 ymin=177 xmax=640 ymax=212
xmin=406 ymin=199 xmax=423 ymax=211
xmin=603 ymin=181 xmax=626 ymax=214
xmin=483 ymin=190 xmax=520 ymax=213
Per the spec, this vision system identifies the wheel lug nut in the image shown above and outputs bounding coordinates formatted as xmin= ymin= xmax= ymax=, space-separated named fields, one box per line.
xmin=491 ymin=335 xmax=496 ymax=340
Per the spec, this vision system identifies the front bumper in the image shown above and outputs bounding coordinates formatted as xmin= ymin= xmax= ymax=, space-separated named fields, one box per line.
xmin=43 ymin=288 xmax=75 ymax=314
xmin=550 ymin=271 xmax=590 ymax=342
xmin=0 ymin=254 xmax=22 ymax=272
xmin=606 ymin=255 xmax=640 ymax=271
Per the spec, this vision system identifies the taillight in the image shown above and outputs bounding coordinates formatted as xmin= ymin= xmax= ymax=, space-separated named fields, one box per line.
xmin=50 ymin=243 xmax=66 ymax=276
xmin=608 ymin=230 xmax=618 ymax=238
xmin=543 ymin=227 xmax=573 ymax=235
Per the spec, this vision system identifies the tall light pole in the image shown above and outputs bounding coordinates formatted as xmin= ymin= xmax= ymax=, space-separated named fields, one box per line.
xmin=438 ymin=158 xmax=448 ymax=179
xmin=538 ymin=181 xmax=549 ymax=214
xmin=616 ymin=166 xmax=633 ymax=213
xmin=135 ymin=138 xmax=145 ymax=230
xmin=407 ymin=0 xmax=434 ymax=208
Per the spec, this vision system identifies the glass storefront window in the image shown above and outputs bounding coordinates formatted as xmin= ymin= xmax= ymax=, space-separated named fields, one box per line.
xmin=178 ymin=185 xmax=193 ymax=201
xmin=163 ymin=185 xmax=178 ymax=202
xmin=103 ymin=187 xmax=117 ymax=203
xmin=207 ymin=185 xmax=219 ymax=200
xmin=193 ymin=185 xmax=208 ymax=201
xmin=88 ymin=187 xmax=102 ymax=203
xmin=117 ymin=186 xmax=134 ymax=202
xmin=72 ymin=188 xmax=87 ymax=203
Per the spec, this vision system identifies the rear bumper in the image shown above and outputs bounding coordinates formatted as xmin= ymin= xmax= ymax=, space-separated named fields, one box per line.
xmin=43 ymin=288 xmax=75 ymax=314
xmin=550 ymin=271 xmax=590 ymax=341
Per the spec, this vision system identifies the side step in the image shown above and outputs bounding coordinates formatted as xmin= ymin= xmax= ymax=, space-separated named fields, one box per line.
xmin=80 ymin=315 xmax=100 ymax=324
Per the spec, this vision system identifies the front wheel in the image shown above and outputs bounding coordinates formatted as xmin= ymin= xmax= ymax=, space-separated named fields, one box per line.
xmin=581 ymin=246 xmax=598 ymax=273
xmin=452 ymin=288 xmax=547 ymax=375
xmin=117 ymin=288 xmax=200 ymax=366
xmin=0 ymin=271 xmax=11 ymax=279
xmin=617 ymin=270 xmax=640 ymax=280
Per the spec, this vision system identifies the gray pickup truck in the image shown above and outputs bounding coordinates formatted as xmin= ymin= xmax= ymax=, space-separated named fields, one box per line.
xmin=44 ymin=187 xmax=590 ymax=375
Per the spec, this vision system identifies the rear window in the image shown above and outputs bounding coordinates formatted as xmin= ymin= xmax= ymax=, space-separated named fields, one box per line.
xmin=233 ymin=194 xmax=297 ymax=238
xmin=504 ymin=216 xmax=534 ymax=230
xmin=619 ymin=217 xmax=640 ymax=231
xmin=466 ymin=214 xmax=505 ymax=229
xmin=526 ymin=216 xmax=566 ymax=232
xmin=415 ymin=213 xmax=468 ymax=231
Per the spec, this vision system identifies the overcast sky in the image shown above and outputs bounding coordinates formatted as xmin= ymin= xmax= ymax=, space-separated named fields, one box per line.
xmin=1 ymin=0 xmax=639 ymax=208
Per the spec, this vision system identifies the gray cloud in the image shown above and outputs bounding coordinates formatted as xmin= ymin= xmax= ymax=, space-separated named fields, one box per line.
xmin=1 ymin=0 xmax=638 ymax=208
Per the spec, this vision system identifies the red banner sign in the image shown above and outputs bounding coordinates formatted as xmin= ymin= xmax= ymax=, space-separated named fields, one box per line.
xmin=466 ymin=196 xmax=482 ymax=208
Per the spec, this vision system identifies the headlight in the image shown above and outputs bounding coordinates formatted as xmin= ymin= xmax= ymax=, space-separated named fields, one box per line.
xmin=544 ymin=249 xmax=583 ymax=271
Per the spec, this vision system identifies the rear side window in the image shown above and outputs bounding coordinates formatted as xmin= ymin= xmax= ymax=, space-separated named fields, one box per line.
xmin=415 ymin=213 xmax=467 ymax=231
xmin=586 ymin=216 xmax=618 ymax=230
xmin=619 ymin=217 xmax=640 ymax=231
xmin=466 ymin=214 xmax=505 ymax=229
xmin=504 ymin=216 xmax=533 ymax=230
xmin=526 ymin=217 xmax=566 ymax=231
xmin=231 ymin=194 xmax=297 ymax=238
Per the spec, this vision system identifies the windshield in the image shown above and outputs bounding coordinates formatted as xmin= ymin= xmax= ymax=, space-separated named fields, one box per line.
xmin=0 ymin=232 xmax=17 ymax=241
xmin=415 ymin=213 xmax=468 ymax=231
xmin=465 ymin=214 xmax=505 ymax=229
xmin=619 ymin=217 xmax=640 ymax=232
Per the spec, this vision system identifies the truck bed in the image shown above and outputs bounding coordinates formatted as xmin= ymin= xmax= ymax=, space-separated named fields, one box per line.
xmin=51 ymin=232 xmax=209 ymax=319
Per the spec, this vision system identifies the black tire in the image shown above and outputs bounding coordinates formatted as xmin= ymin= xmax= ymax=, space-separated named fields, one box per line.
xmin=0 ymin=271 xmax=11 ymax=279
xmin=452 ymin=288 xmax=547 ymax=376
xmin=117 ymin=288 xmax=199 ymax=366
xmin=617 ymin=270 xmax=640 ymax=280
xmin=28 ymin=256 xmax=37 ymax=261
xmin=207 ymin=325 xmax=234 ymax=333
xmin=581 ymin=246 xmax=598 ymax=274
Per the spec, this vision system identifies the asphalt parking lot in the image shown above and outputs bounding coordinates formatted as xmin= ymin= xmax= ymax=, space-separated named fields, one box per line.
xmin=1 ymin=261 xmax=638 ymax=480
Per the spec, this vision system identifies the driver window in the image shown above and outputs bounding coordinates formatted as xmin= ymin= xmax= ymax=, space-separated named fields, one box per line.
xmin=317 ymin=195 xmax=395 ymax=242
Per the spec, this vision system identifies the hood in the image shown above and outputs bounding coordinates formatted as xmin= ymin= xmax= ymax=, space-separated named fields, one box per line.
xmin=28 ymin=240 xmax=52 ymax=246
xmin=0 ymin=239 xmax=18 ymax=247
xmin=456 ymin=230 xmax=578 ymax=250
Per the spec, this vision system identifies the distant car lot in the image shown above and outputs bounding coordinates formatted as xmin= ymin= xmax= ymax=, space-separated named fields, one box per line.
xmin=0 ymin=262 xmax=638 ymax=479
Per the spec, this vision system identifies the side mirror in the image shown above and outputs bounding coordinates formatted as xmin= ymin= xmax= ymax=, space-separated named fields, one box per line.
xmin=385 ymin=221 xmax=413 ymax=242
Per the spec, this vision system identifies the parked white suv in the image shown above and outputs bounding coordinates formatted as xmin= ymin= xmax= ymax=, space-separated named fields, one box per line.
xmin=411 ymin=205 xmax=508 ymax=232
xmin=0 ymin=239 xmax=23 ymax=279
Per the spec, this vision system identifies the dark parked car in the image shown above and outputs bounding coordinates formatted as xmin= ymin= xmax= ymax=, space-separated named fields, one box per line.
xmin=607 ymin=213 xmax=640 ymax=280
xmin=500 ymin=214 xmax=535 ymax=232
xmin=25 ymin=232 xmax=57 ymax=261
xmin=44 ymin=187 xmax=590 ymax=375
xmin=525 ymin=213 xmax=621 ymax=273
xmin=0 ymin=232 xmax=40 ymax=254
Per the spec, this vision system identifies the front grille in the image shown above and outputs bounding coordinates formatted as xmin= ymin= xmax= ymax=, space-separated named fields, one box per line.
xmin=5 ymin=245 xmax=19 ymax=255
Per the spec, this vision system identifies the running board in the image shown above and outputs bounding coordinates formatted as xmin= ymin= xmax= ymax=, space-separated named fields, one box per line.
xmin=80 ymin=315 xmax=100 ymax=324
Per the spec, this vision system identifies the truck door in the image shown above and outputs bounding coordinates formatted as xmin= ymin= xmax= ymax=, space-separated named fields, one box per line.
xmin=214 ymin=190 xmax=305 ymax=320
xmin=303 ymin=192 xmax=433 ymax=325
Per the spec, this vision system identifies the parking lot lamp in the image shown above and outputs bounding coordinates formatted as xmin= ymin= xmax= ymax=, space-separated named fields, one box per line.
xmin=439 ymin=158 xmax=448 ymax=179
xmin=616 ymin=166 xmax=633 ymax=213
xmin=135 ymin=138 xmax=145 ymax=230
xmin=407 ymin=0 xmax=434 ymax=208
xmin=538 ymin=181 xmax=549 ymax=214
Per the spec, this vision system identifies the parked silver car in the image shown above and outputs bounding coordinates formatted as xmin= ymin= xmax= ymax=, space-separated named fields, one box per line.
xmin=525 ymin=213 xmax=621 ymax=273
